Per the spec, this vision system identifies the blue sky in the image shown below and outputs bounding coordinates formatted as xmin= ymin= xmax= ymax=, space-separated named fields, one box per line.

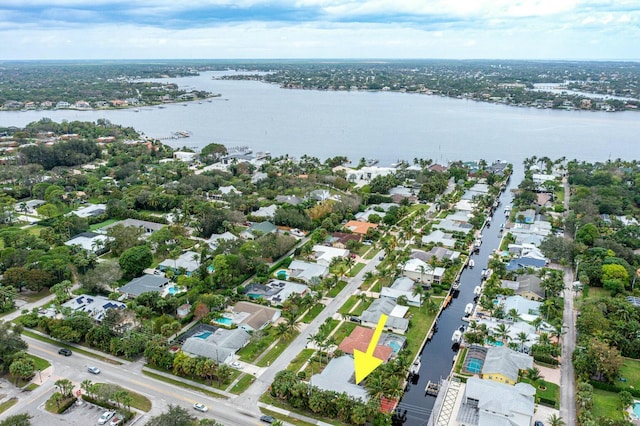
xmin=1 ymin=0 xmax=639 ymax=60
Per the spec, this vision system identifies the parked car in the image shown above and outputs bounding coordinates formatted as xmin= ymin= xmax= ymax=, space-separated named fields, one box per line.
xmin=534 ymin=421 xmax=544 ymax=426
xmin=193 ymin=402 xmax=208 ymax=413
xmin=98 ymin=411 xmax=115 ymax=425
xmin=260 ymin=415 xmax=275 ymax=423
xmin=58 ymin=348 xmax=72 ymax=356
xmin=110 ymin=415 xmax=123 ymax=426
xmin=87 ymin=366 xmax=101 ymax=374
xmin=231 ymin=361 xmax=242 ymax=369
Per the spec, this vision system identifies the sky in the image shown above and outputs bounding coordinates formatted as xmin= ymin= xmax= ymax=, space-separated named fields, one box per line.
xmin=1 ymin=0 xmax=639 ymax=60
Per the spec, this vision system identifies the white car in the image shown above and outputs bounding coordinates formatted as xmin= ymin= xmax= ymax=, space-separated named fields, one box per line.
xmin=88 ymin=366 xmax=101 ymax=374
xmin=98 ymin=411 xmax=115 ymax=425
xmin=231 ymin=361 xmax=242 ymax=369
xmin=193 ymin=402 xmax=208 ymax=413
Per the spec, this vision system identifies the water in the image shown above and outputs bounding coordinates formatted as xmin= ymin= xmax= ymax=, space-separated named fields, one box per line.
xmin=1 ymin=71 xmax=639 ymax=167
xmin=633 ymin=401 xmax=640 ymax=418
xmin=466 ymin=358 xmax=483 ymax=374
xmin=195 ymin=331 xmax=213 ymax=339
xmin=214 ymin=317 xmax=233 ymax=326
xmin=397 ymin=178 xmax=514 ymax=426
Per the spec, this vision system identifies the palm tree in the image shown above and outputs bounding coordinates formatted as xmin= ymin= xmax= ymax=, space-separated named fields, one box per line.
xmin=547 ymin=414 xmax=566 ymax=426
xmin=494 ymin=323 xmax=511 ymax=343
xmin=526 ymin=367 xmax=543 ymax=383
xmin=507 ymin=308 xmax=521 ymax=322
xmin=516 ymin=331 xmax=529 ymax=352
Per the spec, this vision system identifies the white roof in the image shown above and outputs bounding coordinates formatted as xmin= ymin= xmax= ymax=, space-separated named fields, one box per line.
xmin=159 ymin=251 xmax=201 ymax=272
xmin=312 ymin=245 xmax=348 ymax=265
xmin=71 ymin=203 xmax=107 ymax=218
xmin=403 ymin=258 xmax=432 ymax=274
xmin=310 ymin=356 xmax=369 ymax=401
xmin=288 ymin=260 xmax=328 ymax=283
xmin=253 ymin=204 xmax=278 ymax=218
xmin=64 ymin=233 xmax=110 ymax=252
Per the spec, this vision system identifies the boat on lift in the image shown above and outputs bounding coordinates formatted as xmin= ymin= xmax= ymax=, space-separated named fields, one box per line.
xmin=464 ymin=303 xmax=474 ymax=315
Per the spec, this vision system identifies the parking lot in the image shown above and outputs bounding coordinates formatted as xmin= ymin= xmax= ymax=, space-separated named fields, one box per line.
xmin=59 ymin=400 xmax=126 ymax=425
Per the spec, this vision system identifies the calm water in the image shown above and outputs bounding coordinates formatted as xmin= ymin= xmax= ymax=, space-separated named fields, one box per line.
xmin=1 ymin=71 xmax=639 ymax=166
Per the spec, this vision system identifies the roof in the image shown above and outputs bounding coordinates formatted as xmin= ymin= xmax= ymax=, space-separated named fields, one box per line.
xmin=502 ymin=295 xmax=541 ymax=317
xmin=71 ymin=203 xmax=107 ymax=218
xmin=101 ymin=218 xmax=164 ymax=233
xmin=506 ymin=257 xmax=547 ymax=271
xmin=182 ymin=328 xmax=250 ymax=363
xmin=253 ymin=204 xmax=278 ymax=218
xmin=275 ymin=195 xmax=305 ymax=205
xmin=381 ymin=287 xmax=421 ymax=305
xmin=464 ymin=377 xmax=535 ymax=426
xmin=360 ymin=299 xmax=409 ymax=332
xmin=500 ymin=274 xmax=543 ymax=298
xmin=119 ymin=274 xmax=170 ymax=297
xmin=288 ymin=260 xmax=328 ymax=283
xmin=422 ymin=230 xmax=457 ymax=248
xmin=338 ymin=326 xmax=393 ymax=361
xmin=330 ymin=232 xmax=362 ymax=246
xmin=207 ymin=231 xmax=238 ymax=249
xmin=416 ymin=247 xmax=460 ymax=262
xmin=64 ymin=232 xmax=110 ymax=252
xmin=159 ymin=251 xmax=201 ymax=273
xmin=247 ymin=221 xmax=277 ymax=235
xmin=482 ymin=346 xmax=534 ymax=383
xmin=312 ymin=244 xmax=349 ymax=265
xmin=344 ymin=220 xmax=378 ymax=235
xmin=61 ymin=295 xmax=126 ymax=322
xmin=233 ymin=301 xmax=279 ymax=330
xmin=310 ymin=356 xmax=369 ymax=401
xmin=402 ymin=258 xmax=433 ymax=275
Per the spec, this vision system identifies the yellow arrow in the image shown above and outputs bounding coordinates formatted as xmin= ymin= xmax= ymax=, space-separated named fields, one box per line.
xmin=353 ymin=314 xmax=387 ymax=384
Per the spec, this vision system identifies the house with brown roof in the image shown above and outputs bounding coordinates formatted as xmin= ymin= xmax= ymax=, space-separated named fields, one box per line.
xmin=338 ymin=326 xmax=393 ymax=362
xmin=232 ymin=301 xmax=280 ymax=332
xmin=330 ymin=232 xmax=361 ymax=249
xmin=344 ymin=220 xmax=378 ymax=235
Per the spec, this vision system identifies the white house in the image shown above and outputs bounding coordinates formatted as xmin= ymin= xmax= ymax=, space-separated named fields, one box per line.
xmin=312 ymin=245 xmax=349 ymax=267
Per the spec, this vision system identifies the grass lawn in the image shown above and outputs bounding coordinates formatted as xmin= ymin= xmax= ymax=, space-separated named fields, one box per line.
xmin=237 ymin=326 xmax=280 ymax=363
xmin=89 ymin=218 xmax=119 ymax=231
xmin=260 ymin=407 xmax=317 ymax=426
xmin=229 ymin=373 xmax=255 ymax=394
xmin=583 ymin=286 xmax=611 ymax=302
xmin=301 ymin=304 xmax=325 ymax=323
xmin=348 ymin=263 xmax=366 ymax=277
xmin=23 ymin=383 xmax=40 ymax=391
xmin=260 ymin=392 xmax=351 ymax=426
xmin=142 ymin=370 xmax=227 ymax=399
xmin=109 ymin=385 xmax=152 ymax=412
xmin=21 ymin=330 xmax=123 ymax=365
xmin=350 ymin=298 xmax=372 ymax=316
xmin=617 ymin=358 xmax=640 ymax=390
xmin=16 ymin=288 xmax=52 ymax=303
xmin=332 ymin=322 xmax=357 ymax=345
xmin=287 ymin=349 xmax=315 ymax=373
xmin=328 ymin=280 xmax=348 ymax=298
xmin=405 ymin=306 xmax=439 ymax=360
xmin=27 ymin=353 xmax=51 ymax=371
xmin=592 ymin=388 xmax=626 ymax=421
xmin=45 ymin=395 xmax=75 ymax=413
xmin=256 ymin=332 xmax=299 ymax=367
xmin=338 ymin=296 xmax=358 ymax=315
xmin=0 ymin=397 xmax=17 ymax=414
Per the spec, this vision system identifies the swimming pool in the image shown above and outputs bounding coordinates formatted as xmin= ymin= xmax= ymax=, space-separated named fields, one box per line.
xmin=634 ymin=401 xmax=640 ymax=418
xmin=486 ymin=340 xmax=504 ymax=347
xmin=167 ymin=285 xmax=180 ymax=295
xmin=195 ymin=331 xmax=213 ymax=339
xmin=466 ymin=357 xmax=484 ymax=374
xmin=214 ymin=317 xmax=233 ymax=326
xmin=276 ymin=269 xmax=288 ymax=279
xmin=388 ymin=340 xmax=403 ymax=354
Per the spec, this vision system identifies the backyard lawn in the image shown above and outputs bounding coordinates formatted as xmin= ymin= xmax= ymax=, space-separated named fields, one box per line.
xmin=617 ymin=357 xmax=640 ymax=391
xmin=404 ymin=306 xmax=439 ymax=360
xmin=287 ymin=349 xmax=315 ymax=373
xmin=592 ymin=388 xmax=626 ymax=421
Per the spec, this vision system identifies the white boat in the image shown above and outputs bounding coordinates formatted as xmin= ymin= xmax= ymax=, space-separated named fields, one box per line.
xmin=473 ymin=286 xmax=482 ymax=295
xmin=469 ymin=259 xmax=475 ymax=268
xmin=452 ymin=330 xmax=463 ymax=343
xmin=464 ymin=303 xmax=474 ymax=315
xmin=409 ymin=360 xmax=421 ymax=375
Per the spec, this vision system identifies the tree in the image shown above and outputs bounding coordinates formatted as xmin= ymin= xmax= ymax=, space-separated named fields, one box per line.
xmin=0 ymin=321 xmax=28 ymax=373
xmin=50 ymin=280 xmax=73 ymax=304
xmin=146 ymin=404 xmax=197 ymax=426
xmin=106 ymin=224 xmax=144 ymax=257
xmin=54 ymin=378 xmax=74 ymax=397
xmin=619 ymin=390 xmax=634 ymax=411
xmin=547 ymin=414 xmax=566 ymax=426
xmin=0 ymin=413 xmax=32 ymax=426
xmin=119 ymin=245 xmax=153 ymax=278
xmin=525 ymin=367 xmax=543 ymax=383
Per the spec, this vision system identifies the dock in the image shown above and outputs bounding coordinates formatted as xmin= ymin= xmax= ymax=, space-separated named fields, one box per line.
xmin=425 ymin=380 xmax=441 ymax=396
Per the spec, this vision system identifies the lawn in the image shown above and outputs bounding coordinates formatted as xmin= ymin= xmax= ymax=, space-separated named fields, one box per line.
xmin=301 ymin=304 xmax=325 ymax=323
xmin=0 ymin=397 xmax=17 ymax=415
xmin=332 ymin=321 xmax=357 ymax=345
xmin=592 ymin=388 xmax=626 ymax=421
xmin=338 ymin=296 xmax=358 ymax=315
xmin=617 ymin=358 xmax=640 ymax=391
xmin=347 ymin=263 xmax=366 ymax=277
xmin=237 ymin=326 xmax=280 ymax=363
xmin=328 ymin=280 xmax=348 ymax=298
xmin=142 ymin=370 xmax=227 ymax=399
xmin=21 ymin=330 xmax=123 ymax=364
xmin=404 ymin=306 xmax=439 ymax=360
xmin=256 ymin=332 xmax=299 ymax=367
xmin=89 ymin=218 xmax=119 ymax=231
xmin=287 ymin=349 xmax=315 ymax=373
xmin=229 ymin=373 xmax=255 ymax=394
xmin=260 ymin=407 xmax=317 ymax=426
xmin=28 ymin=354 xmax=51 ymax=371
xmin=582 ymin=286 xmax=611 ymax=302
xmin=521 ymin=378 xmax=560 ymax=408
xmin=350 ymin=298 xmax=372 ymax=316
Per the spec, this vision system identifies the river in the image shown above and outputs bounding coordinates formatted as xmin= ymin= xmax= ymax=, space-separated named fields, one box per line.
xmin=395 ymin=178 xmax=515 ymax=426
xmin=1 ymin=71 xmax=639 ymax=167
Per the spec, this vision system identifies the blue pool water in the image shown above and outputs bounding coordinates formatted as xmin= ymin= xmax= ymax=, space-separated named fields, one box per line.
xmin=388 ymin=340 xmax=402 ymax=354
xmin=634 ymin=402 xmax=640 ymax=418
xmin=195 ymin=331 xmax=212 ymax=339
xmin=486 ymin=340 xmax=504 ymax=347
xmin=167 ymin=286 xmax=179 ymax=295
xmin=214 ymin=317 xmax=233 ymax=326
xmin=276 ymin=269 xmax=288 ymax=279
xmin=466 ymin=357 xmax=484 ymax=373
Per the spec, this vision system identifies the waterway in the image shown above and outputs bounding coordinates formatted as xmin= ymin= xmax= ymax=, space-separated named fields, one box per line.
xmin=395 ymin=178 xmax=515 ymax=426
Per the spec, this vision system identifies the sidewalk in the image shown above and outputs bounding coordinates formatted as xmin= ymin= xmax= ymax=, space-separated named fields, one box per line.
xmin=257 ymin=402 xmax=333 ymax=426
xmin=141 ymin=366 xmax=235 ymax=399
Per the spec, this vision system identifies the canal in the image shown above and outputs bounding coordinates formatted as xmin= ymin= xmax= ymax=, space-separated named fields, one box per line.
xmin=395 ymin=178 xmax=516 ymax=426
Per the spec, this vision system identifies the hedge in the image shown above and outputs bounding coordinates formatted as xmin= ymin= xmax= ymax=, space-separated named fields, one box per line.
xmin=589 ymin=380 xmax=640 ymax=398
xmin=538 ymin=397 xmax=557 ymax=407
xmin=56 ymin=397 xmax=78 ymax=414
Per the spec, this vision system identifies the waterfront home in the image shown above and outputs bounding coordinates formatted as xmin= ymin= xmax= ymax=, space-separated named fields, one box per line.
xmin=360 ymin=299 xmax=409 ymax=334
xmin=402 ymin=258 xmax=445 ymax=285
xmin=310 ymin=355 xmax=369 ymax=401
xmin=158 ymin=251 xmax=201 ymax=277
xmin=421 ymin=230 xmax=457 ymax=248
xmin=181 ymin=328 xmax=250 ymax=364
xmin=499 ymin=295 xmax=541 ymax=321
xmin=456 ymin=377 xmax=535 ymax=426
xmin=506 ymin=256 xmax=547 ymax=272
xmin=173 ymin=151 xmax=198 ymax=163
xmin=514 ymin=209 xmax=536 ymax=224
xmin=338 ymin=326 xmax=394 ymax=361
xmin=481 ymin=346 xmax=534 ymax=385
xmin=500 ymin=274 xmax=544 ymax=301
xmin=474 ymin=318 xmax=539 ymax=353
xmin=381 ymin=277 xmax=421 ymax=307
xmin=119 ymin=274 xmax=170 ymax=298
xmin=412 ymin=247 xmax=460 ymax=263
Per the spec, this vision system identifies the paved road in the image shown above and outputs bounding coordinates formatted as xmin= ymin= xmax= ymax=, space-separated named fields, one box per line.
xmin=10 ymin=336 xmax=269 ymax=426
xmin=233 ymin=250 xmax=384 ymax=412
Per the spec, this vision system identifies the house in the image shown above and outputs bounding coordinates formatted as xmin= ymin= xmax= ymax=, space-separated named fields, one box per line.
xmin=176 ymin=303 xmax=191 ymax=319
xmin=252 ymin=204 xmax=278 ymax=219
xmin=381 ymin=277 xmax=421 ymax=307
xmin=310 ymin=355 xmax=369 ymax=401
xmin=240 ymin=221 xmax=277 ymax=239
xmin=275 ymin=195 xmax=305 ymax=206
xmin=243 ymin=280 xmax=310 ymax=305
xmin=207 ymin=231 xmax=238 ymax=250
xmin=456 ymin=377 xmax=535 ymax=426
xmin=475 ymin=318 xmax=539 ymax=353
xmin=412 ymin=247 xmax=460 ymax=263
xmin=329 ymin=232 xmax=361 ymax=249
xmin=100 ymin=218 xmax=164 ymax=236
xmin=70 ymin=203 xmax=107 ymax=218
xmin=422 ymin=230 xmax=457 ymax=248
xmin=360 ymin=299 xmax=409 ymax=334
xmin=500 ymin=274 xmax=544 ymax=301
xmin=499 ymin=295 xmax=542 ymax=321
xmin=310 ymin=189 xmax=331 ymax=201
xmin=181 ymin=328 xmax=251 ymax=364
xmin=481 ymin=346 xmax=534 ymax=385
xmin=16 ymin=199 xmax=46 ymax=213
xmin=338 ymin=326 xmax=393 ymax=362
xmin=231 ymin=301 xmax=280 ymax=332
xmin=119 ymin=274 xmax=170 ymax=298
xmin=287 ymin=260 xmax=328 ymax=283
xmin=56 ymin=101 xmax=70 ymax=109
xmin=436 ymin=212 xmax=474 ymax=234
xmin=506 ymin=256 xmax=547 ymax=272
xmin=344 ymin=220 xmax=378 ymax=235
xmin=61 ymin=295 xmax=126 ymax=322
xmin=312 ymin=245 xmax=349 ymax=266
xmin=402 ymin=258 xmax=445 ymax=285
xmin=515 ymin=209 xmax=536 ymax=224
xmin=158 ymin=251 xmax=201 ymax=277
xmin=64 ymin=232 xmax=111 ymax=254
xmin=344 ymin=166 xmax=395 ymax=186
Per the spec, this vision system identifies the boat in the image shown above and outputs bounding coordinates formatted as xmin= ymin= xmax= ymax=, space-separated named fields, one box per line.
xmin=451 ymin=329 xmax=463 ymax=343
xmin=451 ymin=280 xmax=460 ymax=297
xmin=473 ymin=286 xmax=482 ymax=296
xmin=469 ymin=259 xmax=475 ymax=268
xmin=409 ymin=360 xmax=421 ymax=375
xmin=464 ymin=303 xmax=474 ymax=315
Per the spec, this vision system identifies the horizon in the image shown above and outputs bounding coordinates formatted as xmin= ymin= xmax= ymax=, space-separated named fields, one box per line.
xmin=1 ymin=1 xmax=638 ymax=61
